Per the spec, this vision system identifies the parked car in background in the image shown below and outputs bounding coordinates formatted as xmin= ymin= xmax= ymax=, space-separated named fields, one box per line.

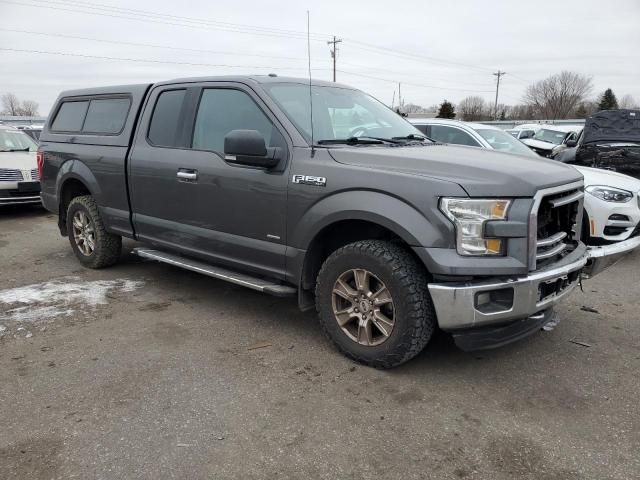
xmin=410 ymin=119 xmax=640 ymax=266
xmin=409 ymin=118 xmax=542 ymax=157
xmin=554 ymin=110 xmax=640 ymax=180
xmin=505 ymin=123 xmax=542 ymax=140
xmin=520 ymin=125 xmax=582 ymax=157
xmin=0 ymin=125 xmax=41 ymax=205
xmin=15 ymin=125 xmax=43 ymax=141
xmin=578 ymin=166 xmax=640 ymax=244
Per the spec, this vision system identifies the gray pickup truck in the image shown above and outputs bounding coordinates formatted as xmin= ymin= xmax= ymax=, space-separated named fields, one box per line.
xmin=39 ymin=75 xmax=590 ymax=367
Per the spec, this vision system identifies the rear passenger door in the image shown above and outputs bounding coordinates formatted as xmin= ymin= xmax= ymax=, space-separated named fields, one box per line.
xmin=128 ymin=83 xmax=291 ymax=280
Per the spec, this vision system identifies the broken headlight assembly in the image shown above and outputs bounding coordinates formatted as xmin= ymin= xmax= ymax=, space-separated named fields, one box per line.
xmin=440 ymin=198 xmax=511 ymax=256
xmin=585 ymin=185 xmax=633 ymax=203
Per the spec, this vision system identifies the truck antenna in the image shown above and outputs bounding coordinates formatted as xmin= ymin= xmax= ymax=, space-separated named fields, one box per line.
xmin=307 ymin=10 xmax=315 ymax=155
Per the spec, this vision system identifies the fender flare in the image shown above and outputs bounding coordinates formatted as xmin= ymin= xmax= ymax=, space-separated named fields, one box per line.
xmin=56 ymin=159 xmax=102 ymax=205
xmin=292 ymin=190 xmax=448 ymax=250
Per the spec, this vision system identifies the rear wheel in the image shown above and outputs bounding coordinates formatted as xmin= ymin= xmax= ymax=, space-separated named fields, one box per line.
xmin=66 ymin=195 xmax=122 ymax=268
xmin=315 ymin=240 xmax=435 ymax=368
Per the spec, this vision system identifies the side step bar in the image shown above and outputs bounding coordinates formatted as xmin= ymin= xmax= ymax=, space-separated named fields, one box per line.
xmin=133 ymin=248 xmax=297 ymax=297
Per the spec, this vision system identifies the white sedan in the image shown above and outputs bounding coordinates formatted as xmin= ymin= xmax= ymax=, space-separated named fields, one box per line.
xmin=0 ymin=125 xmax=41 ymax=206
xmin=579 ymin=166 xmax=640 ymax=243
xmin=409 ymin=118 xmax=640 ymax=248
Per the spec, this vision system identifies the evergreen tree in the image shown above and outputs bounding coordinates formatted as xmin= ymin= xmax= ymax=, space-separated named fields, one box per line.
xmin=436 ymin=100 xmax=456 ymax=119
xmin=575 ymin=103 xmax=588 ymax=118
xmin=598 ymin=88 xmax=619 ymax=111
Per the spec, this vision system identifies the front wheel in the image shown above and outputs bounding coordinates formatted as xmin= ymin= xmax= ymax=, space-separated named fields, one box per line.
xmin=66 ymin=195 xmax=122 ymax=268
xmin=315 ymin=240 xmax=436 ymax=368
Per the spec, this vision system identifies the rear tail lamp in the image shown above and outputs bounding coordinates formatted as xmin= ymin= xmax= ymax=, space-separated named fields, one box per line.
xmin=36 ymin=150 xmax=44 ymax=180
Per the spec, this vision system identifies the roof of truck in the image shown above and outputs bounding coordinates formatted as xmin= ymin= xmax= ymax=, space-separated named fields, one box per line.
xmin=56 ymin=76 xmax=353 ymax=99
xmin=157 ymin=75 xmax=353 ymax=89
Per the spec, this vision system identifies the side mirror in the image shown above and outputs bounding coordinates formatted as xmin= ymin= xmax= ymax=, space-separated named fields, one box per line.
xmin=223 ymin=129 xmax=281 ymax=169
xmin=565 ymin=140 xmax=577 ymax=148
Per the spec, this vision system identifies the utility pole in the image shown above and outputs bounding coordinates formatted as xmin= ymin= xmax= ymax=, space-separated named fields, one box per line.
xmin=493 ymin=70 xmax=506 ymax=120
xmin=398 ymin=82 xmax=402 ymax=108
xmin=327 ymin=36 xmax=342 ymax=82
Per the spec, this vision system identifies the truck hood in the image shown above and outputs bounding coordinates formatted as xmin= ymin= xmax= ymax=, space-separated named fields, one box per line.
xmin=0 ymin=151 xmax=37 ymax=170
xmin=328 ymin=144 xmax=582 ymax=197
xmin=521 ymin=139 xmax=555 ymax=151
xmin=574 ymin=165 xmax=640 ymax=193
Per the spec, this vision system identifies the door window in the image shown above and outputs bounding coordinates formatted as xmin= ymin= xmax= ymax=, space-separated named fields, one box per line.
xmin=192 ymin=88 xmax=284 ymax=154
xmin=428 ymin=125 xmax=481 ymax=147
xmin=148 ymin=89 xmax=186 ymax=147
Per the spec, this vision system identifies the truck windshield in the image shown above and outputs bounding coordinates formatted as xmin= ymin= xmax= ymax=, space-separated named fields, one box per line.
xmin=264 ymin=83 xmax=425 ymax=145
xmin=0 ymin=129 xmax=38 ymax=152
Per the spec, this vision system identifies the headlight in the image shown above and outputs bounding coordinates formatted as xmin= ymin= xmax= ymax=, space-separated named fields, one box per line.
xmin=585 ymin=185 xmax=633 ymax=203
xmin=440 ymin=198 xmax=511 ymax=256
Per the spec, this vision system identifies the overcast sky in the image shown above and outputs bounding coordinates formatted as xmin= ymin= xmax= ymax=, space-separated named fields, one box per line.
xmin=1 ymin=0 xmax=639 ymax=116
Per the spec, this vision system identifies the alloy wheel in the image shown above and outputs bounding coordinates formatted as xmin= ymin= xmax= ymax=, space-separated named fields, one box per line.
xmin=331 ymin=268 xmax=395 ymax=346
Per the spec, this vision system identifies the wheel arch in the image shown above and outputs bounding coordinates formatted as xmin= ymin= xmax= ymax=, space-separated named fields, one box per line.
xmin=295 ymin=191 xmax=444 ymax=309
xmin=56 ymin=164 xmax=99 ymax=235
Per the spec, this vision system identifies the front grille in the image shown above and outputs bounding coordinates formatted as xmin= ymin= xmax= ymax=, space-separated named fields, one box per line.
xmin=0 ymin=168 xmax=24 ymax=182
xmin=533 ymin=187 xmax=582 ymax=269
xmin=31 ymin=168 xmax=39 ymax=180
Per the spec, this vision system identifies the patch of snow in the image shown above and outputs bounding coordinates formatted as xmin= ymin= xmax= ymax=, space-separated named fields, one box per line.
xmin=0 ymin=277 xmax=144 ymax=322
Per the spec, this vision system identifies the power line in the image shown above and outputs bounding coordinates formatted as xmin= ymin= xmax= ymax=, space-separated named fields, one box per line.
xmin=327 ymin=36 xmax=342 ymax=82
xmin=0 ymin=47 xmax=331 ymax=72
xmin=0 ymin=28 xmax=496 ymax=92
xmin=337 ymin=69 xmax=495 ymax=93
xmin=0 ymin=0 xmax=331 ymax=42
xmin=0 ymin=28 xmax=311 ymax=63
xmin=1 ymin=0 xmax=508 ymax=76
xmin=343 ymin=41 xmax=495 ymax=74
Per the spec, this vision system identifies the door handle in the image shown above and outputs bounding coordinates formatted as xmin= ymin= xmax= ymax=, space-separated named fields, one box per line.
xmin=177 ymin=169 xmax=198 ymax=182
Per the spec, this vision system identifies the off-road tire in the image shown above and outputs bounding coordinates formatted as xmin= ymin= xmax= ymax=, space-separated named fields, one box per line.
xmin=66 ymin=195 xmax=122 ymax=268
xmin=315 ymin=240 xmax=436 ymax=368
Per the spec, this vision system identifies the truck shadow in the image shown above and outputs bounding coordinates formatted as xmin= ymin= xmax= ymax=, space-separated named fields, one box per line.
xmin=0 ymin=203 xmax=49 ymax=220
xmin=116 ymin=239 xmax=545 ymax=372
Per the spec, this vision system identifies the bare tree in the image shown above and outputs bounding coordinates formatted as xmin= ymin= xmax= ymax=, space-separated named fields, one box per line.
xmin=523 ymin=71 xmax=592 ymax=119
xmin=1 ymin=93 xmax=21 ymax=116
xmin=19 ymin=100 xmax=39 ymax=116
xmin=457 ymin=96 xmax=486 ymax=121
xmin=1 ymin=93 xmax=40 ymax=116
xmin=619 ymin=94 xmax=639 ymax=109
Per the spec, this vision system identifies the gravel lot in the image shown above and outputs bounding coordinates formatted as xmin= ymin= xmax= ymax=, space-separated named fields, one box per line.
xmin=1 ymin=205 xmax=639 ymax=480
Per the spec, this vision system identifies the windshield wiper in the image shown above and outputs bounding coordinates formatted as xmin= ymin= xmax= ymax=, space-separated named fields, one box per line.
xmin=391 ymin=134 xmax=430 ymax=142
xmin=317 ymin=136 xmax=401 ymax=145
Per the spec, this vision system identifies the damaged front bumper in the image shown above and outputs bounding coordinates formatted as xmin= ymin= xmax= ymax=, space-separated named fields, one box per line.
xmin=583 ymin=235 xmax=640 ymax=278
xmin=427 ymin=246 xmax=588 ymax=350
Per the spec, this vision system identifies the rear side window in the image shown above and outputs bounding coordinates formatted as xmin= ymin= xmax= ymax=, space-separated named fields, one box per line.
xmin=148 ymin=89 xmax=186 ymax=147
xmin=51 ymin=97 xmax=130 ymax=134
xmin=82 ymin=98 xmax=130 ymax=134
xmin=51 ymin=101 xmax=89 ymax=132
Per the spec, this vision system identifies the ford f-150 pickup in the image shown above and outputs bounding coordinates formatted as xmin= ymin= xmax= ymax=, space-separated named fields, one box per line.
xmin=39 ymin=75 xmax=593 ymax=367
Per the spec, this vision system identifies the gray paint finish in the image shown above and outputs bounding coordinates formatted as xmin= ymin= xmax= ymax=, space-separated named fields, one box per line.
xmin=40 ymin=75 xmax=583 ymax=289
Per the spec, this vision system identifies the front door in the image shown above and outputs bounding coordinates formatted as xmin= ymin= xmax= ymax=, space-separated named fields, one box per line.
xmin=128 ymin=83 xmax=291 ymax=280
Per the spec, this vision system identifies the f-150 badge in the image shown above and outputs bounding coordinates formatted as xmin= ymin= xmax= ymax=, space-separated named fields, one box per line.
xmin=292 ymin=174 xmax=326 ymax=187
